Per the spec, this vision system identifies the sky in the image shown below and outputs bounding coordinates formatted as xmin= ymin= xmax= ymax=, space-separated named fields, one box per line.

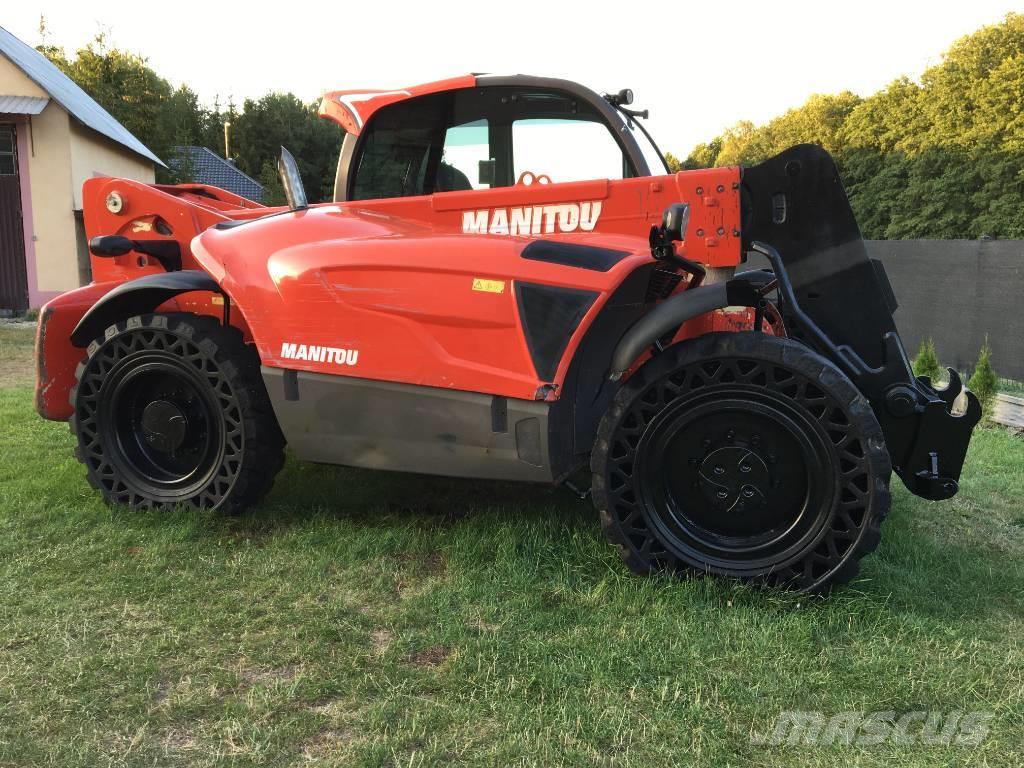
xmin=3 ymin=1 xmax=1021 ymax=155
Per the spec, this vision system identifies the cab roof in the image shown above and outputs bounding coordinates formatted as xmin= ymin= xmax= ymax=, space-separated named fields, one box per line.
xmin=318 ymin=75 xmax=477 ymax=135
xmin=318 ymin=75 xmax=616 ymax=136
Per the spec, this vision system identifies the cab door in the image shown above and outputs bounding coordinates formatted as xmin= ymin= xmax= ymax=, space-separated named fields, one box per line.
xmin=295 ymin=86 xmax=645 ymax=398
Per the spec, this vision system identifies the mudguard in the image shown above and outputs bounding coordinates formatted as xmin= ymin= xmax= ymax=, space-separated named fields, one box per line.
xmin=70 ymin=270 xmax=221 ymax=348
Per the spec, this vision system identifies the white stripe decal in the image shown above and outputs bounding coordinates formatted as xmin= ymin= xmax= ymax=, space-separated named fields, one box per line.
xmin=333 ymin=90 xmax=412 ymax=129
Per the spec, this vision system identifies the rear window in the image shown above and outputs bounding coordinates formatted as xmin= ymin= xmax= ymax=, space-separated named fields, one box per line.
xmin=351 ymin=125 xmax=435 ymax=200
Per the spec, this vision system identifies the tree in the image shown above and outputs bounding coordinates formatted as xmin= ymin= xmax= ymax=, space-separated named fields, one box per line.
xmin=663 ymin=152 xmax=683 ymax=173
xmin=36 ymin=34 xmax=343 ymax=200
xmin=671 ymin=13 xmax=1024 ymax=239
xmin=37 ymin=35 xmax=188 ymax=180
xmin=967 ymin=339 xmax=998 ymax=421
xmin=681 ymin=138 xmax=722 ymax=169
xmin=912 ymin=338 xmax=943 ymax=382
xmin=257 ymin=159 xmax=288 ymax=207
xmin=230 ymin=93 xmax=342 ymax=203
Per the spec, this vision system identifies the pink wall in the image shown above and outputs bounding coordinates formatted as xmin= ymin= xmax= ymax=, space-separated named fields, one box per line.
xmin=13 ymin=115 xmax=59 ymax=308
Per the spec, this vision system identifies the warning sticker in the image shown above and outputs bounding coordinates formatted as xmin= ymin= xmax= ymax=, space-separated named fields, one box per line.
xmin=472 ymin=278 xmax=505 ymax=294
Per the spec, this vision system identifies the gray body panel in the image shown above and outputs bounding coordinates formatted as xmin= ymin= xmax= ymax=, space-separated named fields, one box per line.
xmin=263 ymin=368 xmax=554 ymax=482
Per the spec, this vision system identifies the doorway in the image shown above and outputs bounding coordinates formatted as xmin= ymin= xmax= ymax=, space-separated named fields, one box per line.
xmin=0 ymin=123 xmax=29 ymax=314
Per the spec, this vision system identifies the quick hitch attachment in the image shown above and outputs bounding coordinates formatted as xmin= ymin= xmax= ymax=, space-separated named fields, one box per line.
xmin=751 ymin=241 xmax=981 ymax=501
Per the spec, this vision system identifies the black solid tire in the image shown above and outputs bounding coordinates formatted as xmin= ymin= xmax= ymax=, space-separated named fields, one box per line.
xmin=591 ymin=332 xmax=892 ymax=593
xmin=70 ymin=313 xmax=285 ymax=513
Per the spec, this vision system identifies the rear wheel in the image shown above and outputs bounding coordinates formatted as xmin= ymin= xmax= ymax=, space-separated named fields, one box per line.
xmin=591 ymin=332 xmax=891 ymax=593
xmin=70 ymin=313 xmax=284 ymax=512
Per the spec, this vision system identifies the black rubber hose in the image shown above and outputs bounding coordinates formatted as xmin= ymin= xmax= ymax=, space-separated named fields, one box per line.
xmin=608 ymin=283 xmax=728 ymax=378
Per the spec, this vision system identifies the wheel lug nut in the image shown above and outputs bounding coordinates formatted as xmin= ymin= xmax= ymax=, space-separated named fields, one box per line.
xmin=716 ymin=490 xmax=728 ymax=499
xmin=740 ymin=464 xmax=751 ymax=473
xmin=742 ymin=487 xmax=755 ymax=498
xmin=702 ymin=438 xmax=712 ymax=449
xmin=713 ymin=465 xmax=725 ymax=475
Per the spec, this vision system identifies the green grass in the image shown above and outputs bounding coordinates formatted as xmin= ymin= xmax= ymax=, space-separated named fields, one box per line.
xmin=1 ymin=324 xmax=1022 ymax=766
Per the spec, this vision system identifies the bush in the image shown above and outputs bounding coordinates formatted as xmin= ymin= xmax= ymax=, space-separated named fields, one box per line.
xmin=968 ymin=339 xmax=998 ymax=420
xmin=912 ymin=338 xmax=942 ymax=381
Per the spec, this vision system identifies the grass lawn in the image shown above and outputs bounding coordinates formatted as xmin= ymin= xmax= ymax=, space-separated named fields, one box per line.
xmin=1 ymin=323 xmax=1022 ymax=766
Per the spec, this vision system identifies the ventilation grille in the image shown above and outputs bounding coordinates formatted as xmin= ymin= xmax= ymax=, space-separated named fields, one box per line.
xmin=645 ymin=268 xmax=683 ymax=302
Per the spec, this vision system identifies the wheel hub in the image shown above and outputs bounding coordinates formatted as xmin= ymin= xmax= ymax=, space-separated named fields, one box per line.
xmin=697 ymin=446 xmax=770 ymax=513
xmin=102 ymin=354 xmax=223 ymax=491
xmin=141 ymin=399 xmax=188 ymax=452
xmin=636 ymin=390 xmax=828 ymax=559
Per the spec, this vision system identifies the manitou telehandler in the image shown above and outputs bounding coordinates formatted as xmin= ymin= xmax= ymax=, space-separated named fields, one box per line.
xmin=35 ymin=76 xmax=981 ymax=592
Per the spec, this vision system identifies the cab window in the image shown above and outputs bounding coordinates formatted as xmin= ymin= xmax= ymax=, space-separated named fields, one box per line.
xmin=440 ymin=119 xmax=491 ymax=191
xmin=351 ymin=124 xmax=435 ymax=200
xmin=512 ymin=118 xmax=624 ymax=184
xmin=349 ymin=87 xmax=635 ymax=200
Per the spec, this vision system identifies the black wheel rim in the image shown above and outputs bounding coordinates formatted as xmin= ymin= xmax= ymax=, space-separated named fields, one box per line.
xmin=105 ymin=354 xmax=223 ymax=493
xmin=635 ymin=388 xmax=835 ymax=570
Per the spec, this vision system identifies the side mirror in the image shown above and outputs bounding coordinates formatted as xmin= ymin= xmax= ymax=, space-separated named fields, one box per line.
xmin=662 ymin=203 xmax=690 ymax=242
xmin=278 ymin=146 xmax=308 ymax=210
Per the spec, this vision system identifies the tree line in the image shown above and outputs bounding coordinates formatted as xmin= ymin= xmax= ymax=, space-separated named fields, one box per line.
xmin=36 ymin=14 xmax=1023 ymax=235
xmin=669 ymin=13 xmax=1024 ymax=240
xmin=38 ymin=29 xmax=341 ymax=204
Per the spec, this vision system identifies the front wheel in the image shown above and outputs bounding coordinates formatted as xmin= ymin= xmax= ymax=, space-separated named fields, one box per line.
xmin=591 ymin=333 xmax=891 ymax=593
xmin=70 ymin=313 xmax=285 ymax=512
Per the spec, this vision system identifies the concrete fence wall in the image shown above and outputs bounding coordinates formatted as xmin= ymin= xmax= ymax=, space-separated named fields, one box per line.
xmin=865 ymin=240 xmax=1023 ymax=381
xmin=745 ymin=240 xmax=1024 ymax=381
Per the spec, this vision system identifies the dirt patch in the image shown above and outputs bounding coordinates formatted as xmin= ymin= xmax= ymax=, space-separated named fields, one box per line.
xmin=0 ymin=351 xmax=35 ymax=388
xmin=237 ymin=662 xmax=302 ymax=688
xmin=152 ymin=678 xmax=172 ymax=704
xmin=393 ymin=551 xmax=449 ymax=597
xmin=370 ymin=628 xmax=392 ymax=657
xmin=161 ymin=728 xmax=199 ymax=752
xmin=397 ymin=550 xmax=448 ymax=576
xmin=302 ymin=726 xmax=356 ymax=759
xmin=309 ymin=698 xmax=344 ymax=717
xmin=408 ymin=644 xmax=450 ymax=667
xmin=0 ymin=322 xmax=37 ymax=389
xmin=469 ymin=616 xmax=502 ymax=633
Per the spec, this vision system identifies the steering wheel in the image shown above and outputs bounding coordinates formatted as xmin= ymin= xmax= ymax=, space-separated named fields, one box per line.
xmin=516 ymin=171 xmax=552 ymax=186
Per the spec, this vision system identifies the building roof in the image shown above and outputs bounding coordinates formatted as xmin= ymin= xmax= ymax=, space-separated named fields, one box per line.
xmin=0 ymin=95 xmax=49 ymax=114
xmin=0 ymin=26 xmax=164 ymax=166
xmin=168 ymin=146 xmax=265 ymax=202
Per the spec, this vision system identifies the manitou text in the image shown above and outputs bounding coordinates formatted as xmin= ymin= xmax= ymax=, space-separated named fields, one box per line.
xmin=280 ymin=343 xmax=359 ymax=365
xmin=462 ymin=201 xmax=603 ymax=236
